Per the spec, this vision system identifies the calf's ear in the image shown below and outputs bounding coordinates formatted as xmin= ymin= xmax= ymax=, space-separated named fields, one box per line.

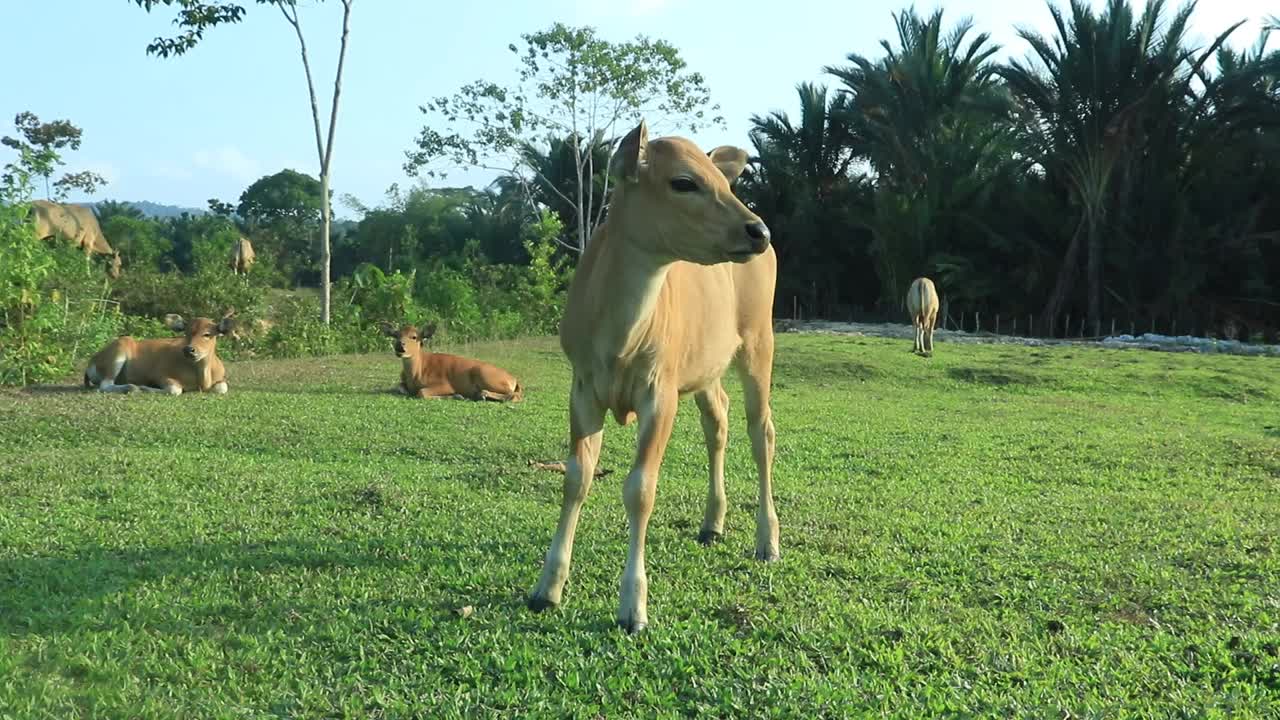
xmin=164 ymin=314 xmax=186 ymax=332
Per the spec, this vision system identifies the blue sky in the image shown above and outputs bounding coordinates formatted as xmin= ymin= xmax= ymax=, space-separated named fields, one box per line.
xmin=2 ymin=0 xmax=1271 ymax=216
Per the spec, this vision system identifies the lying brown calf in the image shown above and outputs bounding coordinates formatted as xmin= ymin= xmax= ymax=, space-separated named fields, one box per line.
xmin=84 ymin=311 xmax=235 ymax=395
xmin=380 ymin=322 xmax=523 ymax=402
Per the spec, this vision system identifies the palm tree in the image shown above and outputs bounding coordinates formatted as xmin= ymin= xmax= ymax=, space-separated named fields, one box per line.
xmin=512 ymin=132 xmax=612 ymax=253
xmin=740 ymin=83 xmax=875 ymax=313
xmin=1000 ymin=0 xmax=1241 ymax=333
xmin=92 ymin=200 xmax=145 ymax=225
xmin=826 ymin=8 xmax=1014 ymax=306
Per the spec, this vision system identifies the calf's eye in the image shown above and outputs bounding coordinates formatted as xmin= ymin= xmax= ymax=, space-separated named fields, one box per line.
xmin=669 ymin=177 xmax=699 ymax=193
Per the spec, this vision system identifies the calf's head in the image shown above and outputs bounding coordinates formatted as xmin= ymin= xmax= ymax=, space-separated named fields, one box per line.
xmin=380 ymin=322 xmax=437 ymax=358
xmin=608 ymin=119 xmax=770 ymax=265
xmin=165 ymin=310 xmax=235 ymax=362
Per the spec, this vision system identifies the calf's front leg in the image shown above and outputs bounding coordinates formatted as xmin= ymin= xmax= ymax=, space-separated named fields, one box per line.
xmin=617 ymin=387 xmax=677 ymax=633
xmin=529 ymin=377 xmax=605 ymax=611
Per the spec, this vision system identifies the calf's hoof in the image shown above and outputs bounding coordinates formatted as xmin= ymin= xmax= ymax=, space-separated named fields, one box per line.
xmin=696 ymin=529 xmax=723 ymax=546
xmin=527 ymin=594 xmax=558 ymax=613
xmin=617 ymin=617 xmax=648 ymax=635
xmin=755 ymin=547 xmax=781 ymax=562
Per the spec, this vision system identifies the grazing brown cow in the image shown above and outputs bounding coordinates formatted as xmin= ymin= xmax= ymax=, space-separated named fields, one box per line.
xmin=30 ymin=200 xmax=114 ymax=256
xmin=83 ymin=311 xmax=236 ymax=395
xmin=528 ymin=119 xmax=779 ymax=633
xmin=907 ymin=276 xmax=940 ymax=356
xmin=229 ymin=237 xmax=256 ymax=275
xmin=379 ymin=322 xmax=523 ymax=402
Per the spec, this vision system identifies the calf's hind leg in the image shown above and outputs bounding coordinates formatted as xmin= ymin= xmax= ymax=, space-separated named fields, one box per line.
xmin=695 ymin=381 xmax=729 ymax=544
xmin=737 ymin=335 xmax=780 ymax=562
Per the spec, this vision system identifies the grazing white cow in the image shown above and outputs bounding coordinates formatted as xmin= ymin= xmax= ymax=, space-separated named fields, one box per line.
xmin=528 ymin=119 xmax=779 ymax=633
xmin=83 ymin=311 xmax=236 ymax=395
xmin=907 ymin=276 xmax=940 ymax=356
xmin=379 ymin=322 xmax=523 ymax=402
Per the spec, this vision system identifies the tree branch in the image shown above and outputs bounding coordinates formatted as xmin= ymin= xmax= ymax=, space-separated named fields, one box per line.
xmin=322 ymin=0 xmax=353 ymax=175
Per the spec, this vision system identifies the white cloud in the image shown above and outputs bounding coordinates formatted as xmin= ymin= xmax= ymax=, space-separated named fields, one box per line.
xmin=192 ymin=146 xmax=260 ymax=184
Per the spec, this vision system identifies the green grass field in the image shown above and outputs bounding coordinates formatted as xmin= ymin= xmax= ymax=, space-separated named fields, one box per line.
xmin=1 ymin=333 xmax=1277 ymax=718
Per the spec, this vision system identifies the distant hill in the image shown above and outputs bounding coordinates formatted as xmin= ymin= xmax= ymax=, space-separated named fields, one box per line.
xmin=76 ymin=200 xmax=207 ymax=219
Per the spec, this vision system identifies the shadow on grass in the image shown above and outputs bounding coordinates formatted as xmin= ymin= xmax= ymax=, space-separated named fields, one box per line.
xmin=946 ymin=367 xmax=1039 ymax=387
xmin=0 ymin=537 xmax=625 ymax=637
xmin=0 ymin=539 xmax=404 ymax=636
xmin=15 ymin=384 xmax=85 ymax=396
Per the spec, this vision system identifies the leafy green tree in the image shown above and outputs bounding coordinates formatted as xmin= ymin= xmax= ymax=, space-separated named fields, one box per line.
xmin=406 ymin=22 xmax=723 ymax=253
xmin=132 ymin=0 xmax=355 ymax=324
xmin=0 ymin=112 xmax=106 ymax=200
xmin=207 ymin=198 xmax=236 ymax=218
xmin=238 ymin=169 xmax=324 ymax=227
xmin=100 ymin=215 xmax=173 ymax=271
xmin=237 ymin=169 xmax=325 ymax=283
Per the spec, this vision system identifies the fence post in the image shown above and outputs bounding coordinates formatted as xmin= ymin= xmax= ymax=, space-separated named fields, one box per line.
xmin=1029 ymin=315 xmax=1034 ymax=337
xmin=976 ymin=312 xmax=981 ymax=334
xmin=1111 ymin=318 xmax=1116 ymax=337
xmin=1079 ymin=316 xmax=1085 ymax=338
xmin=996 ymin=314 xmax=1001 ymax=336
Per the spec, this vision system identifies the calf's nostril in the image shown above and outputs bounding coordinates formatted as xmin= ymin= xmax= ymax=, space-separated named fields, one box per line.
xmin=745 ymin=221 xmax=770 ymax=242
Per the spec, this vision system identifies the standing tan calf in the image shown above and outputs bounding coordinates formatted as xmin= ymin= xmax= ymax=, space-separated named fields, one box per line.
xmin=83 ymin=311 xmax=235 ymax=395
xmin=379 ymin=322 xmax=522 ymax=401
xmin=528 ymin=119 xmax=779 ymax=633
xmin=907 ymin=276 xmax=940 ymax=356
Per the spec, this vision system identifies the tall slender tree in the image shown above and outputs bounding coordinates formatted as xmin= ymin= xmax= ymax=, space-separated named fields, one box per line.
xmin=132 ymin=0 xmax=354 ymax=324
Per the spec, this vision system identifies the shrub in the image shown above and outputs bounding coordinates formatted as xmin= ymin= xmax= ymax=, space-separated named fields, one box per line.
xmin=1 ymin=151 xmax=122 ymax=385
xmin=111 ymin=265 xmax=264 ymax=329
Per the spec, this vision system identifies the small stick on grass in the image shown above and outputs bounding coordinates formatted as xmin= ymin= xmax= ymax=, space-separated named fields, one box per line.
xmin=528 ymin=460 xmax=613 ymax=478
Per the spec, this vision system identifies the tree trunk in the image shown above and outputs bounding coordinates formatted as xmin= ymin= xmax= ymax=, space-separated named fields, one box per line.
xmin=1087 ymin=222 xmax=1101 ymax=337
xmin=320 ymin=173 xmax=332 ymax=325
xmin=282 ymin=0 xmax=351 ymax=325
xmin=1042 ymin=220 xmax=1084 ymax=326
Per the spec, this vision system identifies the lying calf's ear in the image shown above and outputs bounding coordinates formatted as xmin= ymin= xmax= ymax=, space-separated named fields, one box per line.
xmin=379 ymin=322 xmax=397 ymax=337
xmin=164 ymin=314 xmax=186 ymax=332
xmin=420 ymin=322 xmax=438 ymax=341
xmin=217 ymin=315 xmax=236 ymax=335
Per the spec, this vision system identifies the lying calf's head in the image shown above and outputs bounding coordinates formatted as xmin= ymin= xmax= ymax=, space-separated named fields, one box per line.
xmin=379 ymin=321 xmax=437 ymax=358
xmin=165 ymin=309 xmax=236 ymax=362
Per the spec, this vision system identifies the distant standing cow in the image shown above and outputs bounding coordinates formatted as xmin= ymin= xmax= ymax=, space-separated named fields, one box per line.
xmin=230 ymin=237 xmax=256 ymax=275
xmin=907 ymin=277 xmax=940 ymax=356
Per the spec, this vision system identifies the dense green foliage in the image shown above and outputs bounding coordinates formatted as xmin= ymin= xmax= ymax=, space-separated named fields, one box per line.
xmin=2 ymin=335 xmax=1276 ymax=717
xmin=0 ymin=148 xmax=120 ymax=385
xmin=7 ymin=0 xmax=1280 ymax=389
xmin=740 ymin=2 xmax=1280 ymax=339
